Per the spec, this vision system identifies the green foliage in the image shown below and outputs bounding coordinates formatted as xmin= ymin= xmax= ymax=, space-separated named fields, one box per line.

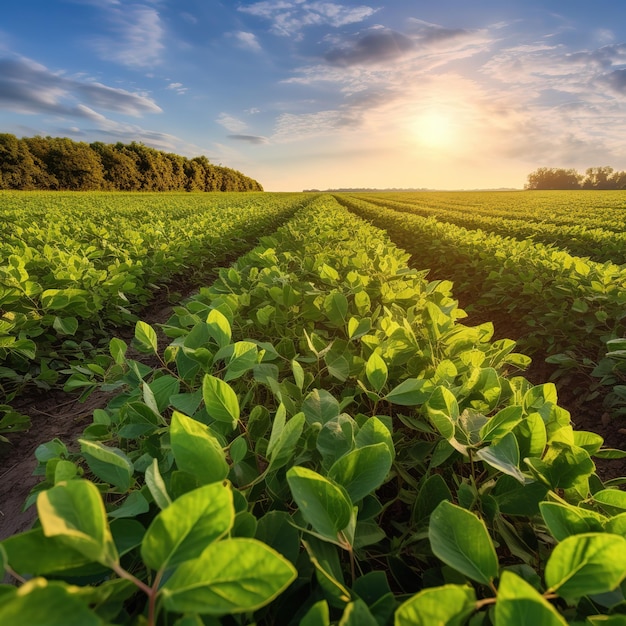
xmin=2 ymin=194 xmax=625 ymax=624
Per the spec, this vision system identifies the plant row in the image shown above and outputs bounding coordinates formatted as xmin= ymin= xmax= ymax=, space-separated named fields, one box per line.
xmin=335 ymin=194 xmax=626 ymax=410
xmin=2 ymin=195 xmax=625 ymax=624
xmin=351 ymin=192 xmax=626 ymax=265
xmin=0 ymin=192 xmax=309 ymax=435
xmin=354 ymin=190 xmax=626 ymax=234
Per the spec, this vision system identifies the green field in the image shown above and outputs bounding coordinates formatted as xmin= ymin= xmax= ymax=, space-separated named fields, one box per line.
xmin=1 ymin=191 xmax=626 ymax=625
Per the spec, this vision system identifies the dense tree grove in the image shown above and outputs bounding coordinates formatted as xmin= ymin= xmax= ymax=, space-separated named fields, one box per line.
xmin=0 ymin=134 xmax=263 ymax=191
xmin=526 ymin=166 xmax=626 ymax=190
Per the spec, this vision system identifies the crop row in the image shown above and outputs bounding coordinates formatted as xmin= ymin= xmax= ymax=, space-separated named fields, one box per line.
xmin=2 ymin=195 xmax=624 ymax=624
xmin=0 ymin=191 xmax=309 ymax=435
xmin=335 ymin=194 xmax=626 ymax=406
xmin=356 ymin=190 xmax=626 ymax=234
xmin=351 ymin=191 xmax=626 ymax=265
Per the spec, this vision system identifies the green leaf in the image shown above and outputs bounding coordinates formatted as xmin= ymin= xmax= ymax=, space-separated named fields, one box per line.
xmin=301 ymin=389 xmax=340 ymax=425
xmin=384 ymin=378 xmax=432 ymax=406
xmin=539 ymin=502 xmax=605 ymax=541
xmin=267 ymin=412 xmax=305 ymax=473
xmin=109 ymin=338 xmax=127 ymax=365
xmin=160 ymin=538 xmax=297 ymax=615
xmin=365 ymin=352 xmax=388 ymax=393
xmin=324 ymin=292 xmax=349 ymax=326
xmin=428 ymin=500 xmax=499 ymax=585
xmin=545 ymin=533 xmax=626 ymax=599
xmin=0 ymin=578 xmax=104 ymax=626
xmin=395 ymin=584 xmax=477 ymax=626
xmin=149 ymin=375 xmax=180 ymax=413
xmin=413 ymin=474 xmax=452 ymax=526
xmin=476 ymin=432 xmax=526 ymax=483
xmin=338 ymin=599 xmax=378 ymax=626
xmin=292 ymin=359 xmax=305 ymax=390
xmin=141 ymin=480 xmax=234 ymax=571
xmin=495 ymin=570 xmax=567 ymax=626
xmin=134 ymin=320 xmax=158 ymax=354
xmin=202 ymin=375 xmax=239 ymax=429
xmin=170 ymin=411 xmax=229 ymax=485
xmin=594 ymin=489 xmax=626 ymax=513
xmin=425 ymin=386 xmax=458 ymax=439
xmin=479 ymin=405 xmax=523 ymax=442
xmin=206 ymin=308 xmax=231 ymax=348
xmin=328 ymin=443 xmax=392 ymax=502
xmin=2 ymin=529 xmax=91 ymax=575
xmin=286 ymin=466 xmax=353 ymax=543
xmin=224 ymin=341 xmax=258 ymax=382
xmin=37 ymin=480 xmax=118 ymax=567
xmin=145 ymin=458 xmax=172 ymax=510
xmin=300 ymin=600 xmax=330 ymax=626
xmin=79 ymin=439 xmax=133 ymax=492
xmin=53 ymin=316 xmax=78 ymax=336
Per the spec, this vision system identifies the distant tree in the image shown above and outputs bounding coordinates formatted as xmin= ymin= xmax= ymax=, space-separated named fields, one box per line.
xmin=525 ymin=167 xmax=583 ymax=190
xmin=582 ymin=166 xmax=615 ymax=189
xmin=0 ymin=135 xmax=263 ymax=191
xmin=90 ymin=142 xmax=142 ymax=190
xmin=45 ymin=137 xmax=105 ymax=190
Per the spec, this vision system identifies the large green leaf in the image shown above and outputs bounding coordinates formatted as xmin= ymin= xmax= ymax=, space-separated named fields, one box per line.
xmin=202 ymin=374 xmax=239 ymax=428
xmin=37 ymin=480 xmax=118 ymax=567
xmin=539 ymin=501 xmax=605 ymax=541
xmin=170 ymin=411 xmax=229 ymax=485
xmin=365 ymin=352 xmax=388 ymax=393
xmin=328 ymin=443 xmax=392 ymax=502
xmin=134 ymin=320 xmax=158 ymax=354
xmin=79 ymin=439 xmax=133 ymax=492
xmin=476 ymin=432 xmax=526 ymax=483
xmin=286 ymin=466 xmax=353 ymax=543
xmin=425 ymin=386 xmax=458 ymax=440
xmin=395 ymin=584 xmax=477 ymax=626
xmin=0 ymin=578 xmax=104 ymax=626
xmin=160 ymin=538 xmax=296 ymax=615
xmin=206 ymin=308 xmax=231 ymax=348
xmin=384 ymin=378 xmax=432 ymax=406
xmin=495 ymin=571 xmax=567 ymax=626
xmin=545 ymin=533 xmax=626 ymax=599
xmin=428 ymin=500 xmax=499 ymax=586
xmin=141 ymin=481 xmax=234 ymax=571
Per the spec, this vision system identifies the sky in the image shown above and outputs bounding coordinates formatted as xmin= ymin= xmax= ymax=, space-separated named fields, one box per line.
xmin=2 ymin=1 xmax=626 ymax=191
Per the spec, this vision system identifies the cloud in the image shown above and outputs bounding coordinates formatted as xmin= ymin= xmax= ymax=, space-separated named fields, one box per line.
xmin=273 ymin=109 xmax=359 ymax=142
xmin=227 ymin=134 xmax=269 ymax=144
xmin=90 ymin=4 xmax=164 ymax=67
xmin=0 ymin=56 xmax=162 ymax=117
xmin=325 ymin=29 xmax=414 ymax=66
xmin=602 ymin=69 xmax=626 ymax=94
xmin=166 ymin=82 xmax=188 ymax=94
xmin=232 ymin=31 xmax=262 ymax=52
xmin=238 ymin=1 xmax=378 ymax=38
xmin=217 ymin=113 xmax=248 ymax=133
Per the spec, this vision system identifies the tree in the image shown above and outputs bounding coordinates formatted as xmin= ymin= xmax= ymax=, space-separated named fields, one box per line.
xmin=525 ymin=167 xmax=582 ymax=190
xmin=582 ymin=166 xmax=615 ymax=189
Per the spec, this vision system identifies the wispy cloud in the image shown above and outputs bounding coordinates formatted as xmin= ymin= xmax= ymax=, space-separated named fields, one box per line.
xmin=238 ymin=1 xmax=378 ymax=38
xmin=90 ymin=3 xmax=164 ymax=67
xmin=216 ymin=113 xmax=248 ymax=133
xmin=166 ymin=81 xmax=188 ymax=95
xmin=228 ymin=134 xmax=269 ymax=144
xmin=231 ymin=31 xmax=262 ymax=52
xmin=0 ymin=56 xmax=162 ymax=117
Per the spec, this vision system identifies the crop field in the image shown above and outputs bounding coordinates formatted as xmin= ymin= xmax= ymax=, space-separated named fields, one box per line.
xmin=1 ymin=191 xmax=626 ymax=625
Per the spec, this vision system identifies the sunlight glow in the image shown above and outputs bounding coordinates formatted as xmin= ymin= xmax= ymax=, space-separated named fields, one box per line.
xmin=411 ymin=111 xmax=457 ymax=150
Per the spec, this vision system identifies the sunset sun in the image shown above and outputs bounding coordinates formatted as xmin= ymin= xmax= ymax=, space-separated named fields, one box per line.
xmin=411 ymin=111 xmax=457 ymax=150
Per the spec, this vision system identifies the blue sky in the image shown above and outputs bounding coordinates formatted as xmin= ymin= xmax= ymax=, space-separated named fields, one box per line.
xmin=2 ymin=1 xmax=626 ymax=190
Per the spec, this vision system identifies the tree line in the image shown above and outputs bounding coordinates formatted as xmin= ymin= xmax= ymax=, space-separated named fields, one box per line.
xmin=0 ymin=134 xmax=263 ymax=192
xmin=525 ymin=166 xmax=626 ymax=190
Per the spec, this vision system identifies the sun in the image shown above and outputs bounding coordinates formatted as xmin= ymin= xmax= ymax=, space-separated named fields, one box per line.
xmin=411 ymin=111 xmax=457 ymax=151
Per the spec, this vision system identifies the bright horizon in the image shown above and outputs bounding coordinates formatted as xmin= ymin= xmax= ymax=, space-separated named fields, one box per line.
xmin=2 ymin=1 xmax=626 ymax=191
